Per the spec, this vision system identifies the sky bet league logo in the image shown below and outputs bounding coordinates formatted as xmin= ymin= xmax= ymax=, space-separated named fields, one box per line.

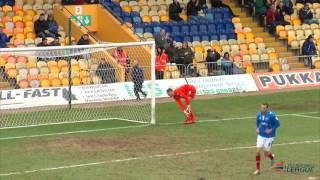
xmin=272 ymin=161 xmax=314 ymax=174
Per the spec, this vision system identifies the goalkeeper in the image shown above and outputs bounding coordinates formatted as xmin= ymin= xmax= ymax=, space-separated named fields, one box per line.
xmin=167 ymin=84 xmax=196 ymax=124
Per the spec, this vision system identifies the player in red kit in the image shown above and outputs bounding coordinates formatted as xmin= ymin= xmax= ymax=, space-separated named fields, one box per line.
xmin=167 ymin=84 xmax=197 ymax=124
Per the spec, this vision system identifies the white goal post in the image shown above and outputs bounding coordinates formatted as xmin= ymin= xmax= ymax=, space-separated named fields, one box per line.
xmin=0 ymin=41 xmax=156 ymax=129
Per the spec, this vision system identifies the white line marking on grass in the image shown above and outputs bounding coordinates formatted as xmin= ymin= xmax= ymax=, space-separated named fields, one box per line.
xmin=0 ymin=124 xmax=150 ymax=140
xmin=0 ymin=111 xmax=319 ymax=141
xmin=291 ymin=114 xmax=320 ymax=119
xmin=0 ymin=139 xmax=319 ymax=177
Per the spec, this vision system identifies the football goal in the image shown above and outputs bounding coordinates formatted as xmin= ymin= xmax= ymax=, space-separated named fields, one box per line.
xmin=0 ymin=41 xmax=156 ymax=129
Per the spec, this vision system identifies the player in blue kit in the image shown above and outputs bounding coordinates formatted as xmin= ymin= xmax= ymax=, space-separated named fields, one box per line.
xmin=253 ymin=103 xmax=280 ymax=175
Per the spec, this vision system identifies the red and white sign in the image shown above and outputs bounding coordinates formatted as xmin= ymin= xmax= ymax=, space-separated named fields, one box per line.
xmin=253 ymin=70 xmax=320 ymax=91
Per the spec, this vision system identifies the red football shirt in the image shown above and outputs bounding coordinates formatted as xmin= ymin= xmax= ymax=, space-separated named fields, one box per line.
xmin=173 ymin=84 xmax=196 ymax=111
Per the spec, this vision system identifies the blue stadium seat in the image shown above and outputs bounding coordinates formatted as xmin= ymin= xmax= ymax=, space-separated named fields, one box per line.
xmin=153 ymin=26 xmax=161 ymax=33
xmin=181 ymin=25 xmax=190 ymax=36
xmin=189 ymin=25 xmax=198 ymax=36
xmin=192 ymin=36 xmax=200 ymax=42
xmin=210 ymin=35 xmax=219 ymax=41
xmin=175 ymin=36 xmax=183 ymax=42
xmin=219 ymin=34 xmax=228 ymax=40
xmin=183 ymin=36 xmax=192 ymax=42
xmin=201 ymin=35 xmax=209 ymax=41
xmin=132 ymin=16 xmax=142 ymax=26
xmin=171 ymin=26 xmax=181 ymax=36
xmin=144 ymin=26 xmax=153 ymax=33
xmin=135 ymin=27 xmax=144 ymax=34
xmin=199 ymin=24 xmax=207 ymax=35
xmin=228 ymin=33 xmax=237 ymax=39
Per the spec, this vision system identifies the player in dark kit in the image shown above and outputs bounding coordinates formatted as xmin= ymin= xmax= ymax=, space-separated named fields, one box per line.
xmin=167 ymin=84 xmax=197 ymax=124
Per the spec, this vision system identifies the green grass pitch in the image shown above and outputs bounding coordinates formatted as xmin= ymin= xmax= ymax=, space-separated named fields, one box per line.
xmin=0 ymin=89 xmax=319 ymax=180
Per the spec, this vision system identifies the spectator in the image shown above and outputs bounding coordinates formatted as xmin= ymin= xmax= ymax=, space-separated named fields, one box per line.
xmin=277 ymin=0 xmax=293 ymax=15
xmin=296 ymin=0 xmax=317 ymax=4
xmin=71 ymin=40 xmax=77 ymax=45
xmin=154 ymin=29 xmax=170 ymax=50
xmin=266 ymin=4 xmax=289 ymax=34
xmin=299 ymin=4 xmax=314 ymax=24
xmin=0 ymin=26 xmax=12 ymax=48
xmin=205 ymin=49 xmax=220 ymax=75
xmin=155 ymin=48 xmax=169 ymax=79
xmin=77 ymin=34 xmax=90 ymax=45
xmin=131 ymin=61 xmax=147 ymax=100
xmin=166 ymin=41 xmax=178 ymax=63
xmin=211 ymin=0 xmax=237 ymax=17
xmin=37 ymin=38 xmax=49 ymax=47
xmin=0 ymin=0 xmax=14 ymax=6
xmin=187 ymin=0 xmax=200 ymax=18
xmin=34 ymin=14 xmax=55 ymax=38
xmin=50 ymin=37 xmax=61 ymax=46
xmin=113 ymin=47 xmax=130 ymax=81
xmin=47 ymin=15 xmax=60 ymax=38
xmin=302 ymin=35 xmax=317 ymax=68
xmin=96 ymin=59 xmax=116 ymax=84
xmin=198 ymin=0 xmax=208 ymax=10
xmin=86 ymin=0 xmax=99 ymax=3
xmin=169 ymin=0 xmax=183 ymax=21
xmin=221 ymin=52 xmax=233 ymax=75
xmin=255 ymin=0 xmax=268 ymax=25
xmin=178 ymin=42 xmax=194 ymax=76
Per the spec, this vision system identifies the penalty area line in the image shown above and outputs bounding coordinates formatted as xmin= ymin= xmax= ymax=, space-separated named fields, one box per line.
xmin=0 ymin=139 xmax=319 ymax=177
xmin=291 ymin=114 xmax=320 ymax=119
xmin=0 ymin=111 xmax=318 ymax=141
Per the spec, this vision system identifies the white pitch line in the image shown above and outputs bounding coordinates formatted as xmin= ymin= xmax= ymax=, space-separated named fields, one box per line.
xmin=291 ymin=114 xmax=320 ymax=119
xmin=0 ymin=111 xmax=319 ymax=141
xmin=0 ymin=139 xmax=319 ymax=177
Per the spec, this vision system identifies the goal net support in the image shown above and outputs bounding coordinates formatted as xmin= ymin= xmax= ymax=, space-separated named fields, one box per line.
xmin=0 ymin=42 xmax=156 ymax=129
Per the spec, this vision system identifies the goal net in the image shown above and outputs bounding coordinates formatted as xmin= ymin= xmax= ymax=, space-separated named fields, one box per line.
xmin=0 ymin=42 xmax=156 ymax=129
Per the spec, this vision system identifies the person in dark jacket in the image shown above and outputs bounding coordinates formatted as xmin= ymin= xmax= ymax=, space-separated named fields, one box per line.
xmin=302 ymin=35 xmax=317 ymax=68
xmin=299 ymin=4 xmax=314 ymax=24
xmin=205 ymin=49 xmax=220 ymax=75
xmin=277 ymin=0 xmax=293 ymax=15
xmin=96 ymin=58 xmax=116 ymax=83
xmin=47 ymin=15 xmax=59 ymax=38
xmin=0 ymin=26 xmax=12 ymax=48
xmin=169 ymin=0 xmax=183 ymax=21
xmin=154 ymin=29 xmax=170 ymax=50
xmin=187 ymin=0 xmax=199 ymax=17
xmin=77 ymin=34 xmax=90 ymax=45
xmin=131 ymin=61 xmax=147 ymax=100
xmin=177 ymin=42 xmax=194 ymax=76
xmin=50 ymin=37 xmax=61 ymax=46
xmin=166 ymin=41 xmax=178 ymax=63
xmin=34 ymin=14 xmax=55 ymax=38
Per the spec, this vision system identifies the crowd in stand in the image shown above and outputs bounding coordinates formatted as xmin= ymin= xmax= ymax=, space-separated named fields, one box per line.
xmin=153 ymin=28 xmax=235 ymax=79
xmin=169 ymin=0 xmax=237 ymax=21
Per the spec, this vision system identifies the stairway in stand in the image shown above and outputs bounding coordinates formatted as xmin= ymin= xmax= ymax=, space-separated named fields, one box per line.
xmin=225 ymin=1 xmax=306 ymax=69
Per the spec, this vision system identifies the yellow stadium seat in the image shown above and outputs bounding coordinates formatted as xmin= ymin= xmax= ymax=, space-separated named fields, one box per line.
xmin=212 ymin=44 xmax=222 ymax=52
xmin=122 ymin=5 xmax=132 ymax=13
xmin=17 ymin=56 xmax=27 ymax=63
xmin=38 ymin=74 xmax=49 ymax=80
xmin=81 ymin=76 xmax=91 ymax=85
xmin=0 ymin=57 xmax=6 ymax=67
xmin=15 ymin=33 xmax=25 ymax=40
xmin=13 ymin=39 xmax=24 ymax=46
xmin=254 ymin=37 xmax=263 ymax=43
xmin=61 ymin=77 xmax=69 ymax=86
xmin=51 ymin=78 xmax=61 ymax=87
xmin=57 ymin=60 xmax=68 ymax=69
xmin=13 ymin=5 xmax=22 ymax=11
xmin=232 ymin=17 xmax=241 ymax=23
xmin=79 ymin=70 xmax=89 ymax=78
xmin=279 ymin=30 xmax=287 ymax=39
xmin=142 ymin=15 xmax=152 ymax=23
xmin=41 ymin=79 xmax=50 ymax=87
xmin=23 ymin=15 xmax=33 ymax=22
xmin=48 ymin=73 xmax=59 ymax=80
xmin=272 ymin=63 xmax=281 ymax=72
xmin=24 ymin=21 xmax=34 ymax=28
xmin=315 ymin=61 xmax=320 ymax=69
xmin=7 ymin=68 xmax=18 ymax=78
xmin=269 ymin=52 xmax=278 ymax=60
xmin=15 ymin=10 xmax=24 ymax=17
xmin=194 ymin=46 xmax=204 ymax=53
xmin=72 ymin=77 xmax=81 ymax=86
xmin=276 ymin=25 xmax=284 ymax=34
xmin=246 ymin=64 xmax=255 ymax=74
xmin=3 ymin=5 xmax=13 ymax=13
xmin=27 ymin=61 xmax=37 ymax=69
xmin=292 ymin=19 xmax=301 ymax=25
xmin=49 ymin=66 xmax=60 ymax=73
xmin=25 ymin=9 xmax=35 ymax=17
xmin=160 ymin=15 xmax=169 ymax=22
xmin=71 ymin=65 xmax=80 ymax=72
xmin=26 ymin=32 xmax=36 ymax=39
xmin=47 ymin=60 xmax=58 ymax=67
xmin=27 ymin=74 xmax=38 ymax=81
xmin=7 ymin=56 xmax=16 ymax=63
